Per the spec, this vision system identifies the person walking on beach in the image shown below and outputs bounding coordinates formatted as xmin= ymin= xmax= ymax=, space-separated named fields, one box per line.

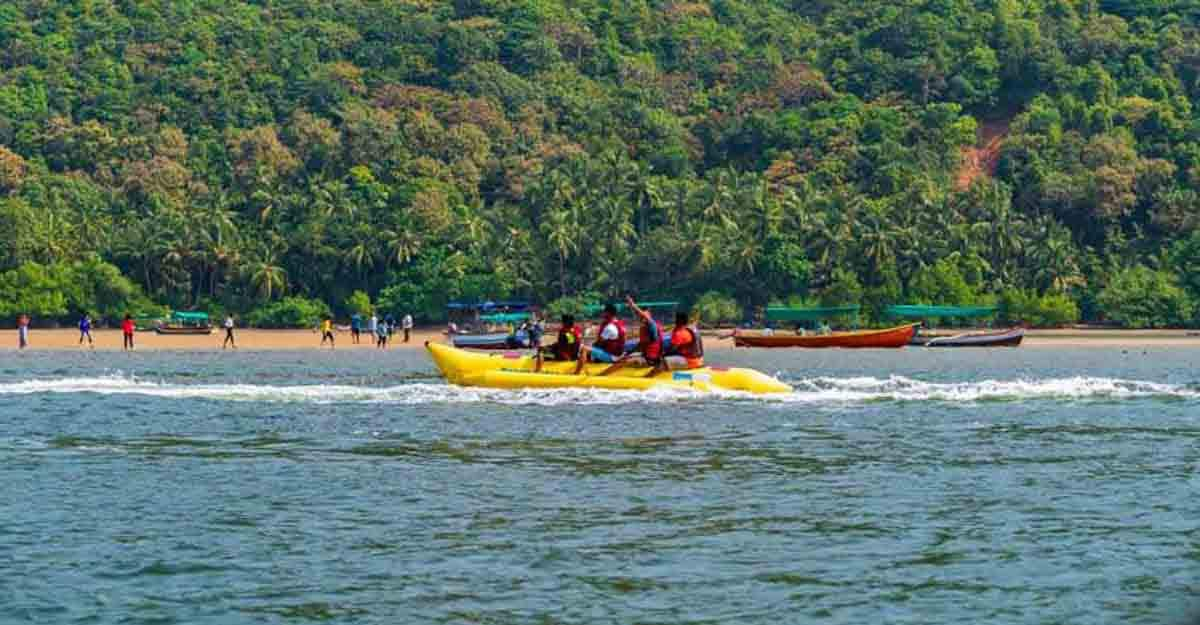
xmin=368 ymin=312 xmax=378 ymax=341
xmin=350 ymin=314 xmax=362 ymax=344
xmin=402 ymin=313 xmax=413 ymax=343
xmin=17 ymin=314 xmax=29 ymax=349
xmin=121 ymin=313 xmax=135 ymax=350
xmin=222 ymin=314 xmax=237 ymax=349
xmin=78 ymin=313 xmax=94 ymax=348
xmin=375 ymin=317 xmax=389 ymax=349
xmin=320 ymin=317 xmax=335 ymax=348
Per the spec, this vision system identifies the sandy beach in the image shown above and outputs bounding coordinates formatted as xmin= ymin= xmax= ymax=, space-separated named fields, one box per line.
xmin=5 ymin=327 xmax=1200 ymax=351
xmin=0 ymin=327 xmax=447 ymax=351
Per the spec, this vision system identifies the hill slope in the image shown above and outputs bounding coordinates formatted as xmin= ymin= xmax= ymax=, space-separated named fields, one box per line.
xmin=1 ymin=0 xmax=1199 ymax=326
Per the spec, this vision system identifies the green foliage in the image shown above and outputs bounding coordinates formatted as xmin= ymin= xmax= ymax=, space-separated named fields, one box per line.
xmin=246 ymin=297 xmax=332 ymax=329
xmin=1096 ymin=266 xmax=1194 ymax=328
xmin=0 ymin=0 xmax=1195 ymax=325
xmin=0 ymin=258 xmax=161 ymax=324
xmin=544 ymin=293 xmax=602 ymax=321
xmin=999 ymin=290 xmax=1080 ymax=328
xmin=345 ymin=290 xmax=373 ymax=317
xmin=693 ymin=291 xmax=742 ymax=326
xmin=907 ymin=258 xmax=979 ymax=307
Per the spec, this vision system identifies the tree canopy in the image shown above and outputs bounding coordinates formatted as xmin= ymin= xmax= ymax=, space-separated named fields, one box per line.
xmin=2 ymin=0 xmax=1200 ymax=326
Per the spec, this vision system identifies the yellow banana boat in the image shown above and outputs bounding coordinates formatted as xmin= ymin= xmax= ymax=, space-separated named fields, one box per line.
xmin=426 ymin=342 xmax=792 ymax=394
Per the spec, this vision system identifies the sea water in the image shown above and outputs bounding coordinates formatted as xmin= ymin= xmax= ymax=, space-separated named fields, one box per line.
xmin=2 ymin=347 xmax=1199 ymax=624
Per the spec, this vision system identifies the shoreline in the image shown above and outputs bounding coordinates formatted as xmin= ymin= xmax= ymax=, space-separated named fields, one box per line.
xmin=4 ymin=327 xmax=1200 ymax=351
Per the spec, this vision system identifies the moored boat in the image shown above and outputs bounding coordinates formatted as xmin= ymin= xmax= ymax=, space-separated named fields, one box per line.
xmin=452 ymin=332 xmax=534 ymax=350
xmin=154 ymin=311 xmax=214 ymax=335
xmin=924 ymin=327 xmax=1024 ymax=347
xmin=426 ymin=342 xmax=792 ymax=394
xmin=732 ymin=323 xmax=918 ymax=348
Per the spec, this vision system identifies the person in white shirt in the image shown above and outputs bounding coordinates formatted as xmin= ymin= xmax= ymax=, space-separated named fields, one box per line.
xmin=222 ymin=315 xmax=236 ymax=349
xmin=402 ymin=313 xmax=413 ymax=343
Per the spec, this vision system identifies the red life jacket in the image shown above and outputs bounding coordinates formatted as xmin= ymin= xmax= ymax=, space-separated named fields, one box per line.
xmin=554 ymin=324 xmax=582 ymax=360
xmin=638 ymin=319 xmax=663 ymax=361
xmin=672 ymin=325 xmax=703 ymax=360
xmin=595 ymin=318 xmax=626 ymax=356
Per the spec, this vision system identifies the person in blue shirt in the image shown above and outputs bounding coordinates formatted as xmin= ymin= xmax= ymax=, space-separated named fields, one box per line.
xmin=78 ymin=313 xmax=94 ymax=348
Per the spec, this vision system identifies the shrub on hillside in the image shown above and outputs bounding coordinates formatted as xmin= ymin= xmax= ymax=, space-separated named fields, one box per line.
xmin=246 ymin=297 xmax=332 ymax=328
xmin=1096 ymin=266 xmax=1193 ymax=328
xmin=998 ymin=290 xmax=1080 ymax=327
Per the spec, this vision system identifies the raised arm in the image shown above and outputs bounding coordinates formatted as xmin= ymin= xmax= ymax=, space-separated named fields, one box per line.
xmin=625 ymin=295 xmax=651 ymax=321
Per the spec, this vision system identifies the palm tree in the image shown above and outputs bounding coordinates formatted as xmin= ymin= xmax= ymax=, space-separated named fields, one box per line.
xmin=542 ymin=205 xmax=579 ymax=297
xmin=247 ymin=248 xmax=288 ymax=301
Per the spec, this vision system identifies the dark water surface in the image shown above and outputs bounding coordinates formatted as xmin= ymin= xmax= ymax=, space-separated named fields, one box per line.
xmin=2 ymin=347 xmax=1199 ymax=624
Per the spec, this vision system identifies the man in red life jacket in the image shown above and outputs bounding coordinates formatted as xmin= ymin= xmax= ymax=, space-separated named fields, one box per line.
xmin=575 ymin=303 xmax=626 ymax=374
xmin=534 ymin=314 xmax=581 ymax=372
xmin=599 ymin=296 xmax=663 ymax=376
xmin=664 ymin=310 xmax=704 ymax=370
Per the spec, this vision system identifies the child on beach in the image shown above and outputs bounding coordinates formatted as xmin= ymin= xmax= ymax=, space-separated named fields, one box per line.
xmin=79 ymin=313 xmax=94 ymax=347
xmin=402 ymin=313 xmax=413 ymax=343
xmin=17 ymin=314 xmax=29 ymax=349
xmin=122 ymin=314 xmax=135 ymax=350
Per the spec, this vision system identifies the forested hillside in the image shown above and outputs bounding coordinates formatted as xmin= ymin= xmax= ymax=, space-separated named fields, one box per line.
xmin=3 ymin=0 xmax=1200 ymax=327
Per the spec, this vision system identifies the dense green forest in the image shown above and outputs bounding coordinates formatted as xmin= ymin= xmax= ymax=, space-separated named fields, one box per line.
xmin=3 ymin=0 xmax=1200 ymax=327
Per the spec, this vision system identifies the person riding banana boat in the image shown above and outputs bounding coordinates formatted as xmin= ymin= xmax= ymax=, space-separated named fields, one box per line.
xmin=598 ymin=297 xmax=705 ymax=376
xmin=574 ymin=303 xmax=627 ymax=374
xmin=534 ymin=314 xmax=582 ymax=372
xmin=599 ymin=296 xmax=665 ymax=376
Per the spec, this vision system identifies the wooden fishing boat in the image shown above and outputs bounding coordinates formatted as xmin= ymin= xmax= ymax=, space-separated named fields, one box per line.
xmin=733 ymin=323 xmax=918 ymax=348
xmin=923 ymin=327 xmax=1024 ymax=347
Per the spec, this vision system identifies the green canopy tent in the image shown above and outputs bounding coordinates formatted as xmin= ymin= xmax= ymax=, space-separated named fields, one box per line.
xmin=479 ymin=312 xmax=531 ymax=324
xmin=583 ymin=301 xmax=679 ymax=316
xmin=169 ymin=311 xmax=211 ymax=326
xmin=884 ymin=305 xmax=997 ymax=318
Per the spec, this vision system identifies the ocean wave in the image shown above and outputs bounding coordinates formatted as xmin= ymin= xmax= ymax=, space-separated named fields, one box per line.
xmin=775 ymin=375 xmax=1200 ymax=403
xmin=0 ymin=375 xmax=1194 ymax=405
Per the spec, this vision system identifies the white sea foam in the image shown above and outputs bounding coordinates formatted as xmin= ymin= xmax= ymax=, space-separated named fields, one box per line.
xmin=0 ymin=374 xmax=1194 ymax=405
xmin=772 ymin=375 xmax=1200 ymax=403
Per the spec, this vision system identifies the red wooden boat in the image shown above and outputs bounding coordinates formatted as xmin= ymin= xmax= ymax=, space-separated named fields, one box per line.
xmin=733 ymin=323 xmax=918 ymax=348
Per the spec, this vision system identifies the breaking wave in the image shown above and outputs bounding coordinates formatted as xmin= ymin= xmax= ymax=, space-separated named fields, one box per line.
xmin=0 ymin=374 xmax=1197 ymax=405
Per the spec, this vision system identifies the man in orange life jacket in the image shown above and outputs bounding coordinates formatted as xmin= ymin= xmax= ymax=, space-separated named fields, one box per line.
xmin=575 ymin=303 xmax=626 ymax=374
xmin=599 ymin=296 xmax=663 ymax=376
xmin=663 ymin=310 xmax=704 ymax=370
xmin=534 ymin=314 xmax=581 ymax=372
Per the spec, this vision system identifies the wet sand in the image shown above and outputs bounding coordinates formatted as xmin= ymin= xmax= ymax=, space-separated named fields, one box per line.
xmin=5 ymin=327 xmax=1200 ymax=351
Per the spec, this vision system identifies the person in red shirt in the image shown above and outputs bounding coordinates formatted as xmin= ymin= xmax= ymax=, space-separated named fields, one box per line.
xmin=122 ymin=313 xmax=135 ymax=351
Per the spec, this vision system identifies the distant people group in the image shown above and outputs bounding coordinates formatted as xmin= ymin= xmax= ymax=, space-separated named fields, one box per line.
xmin=12 ymin=309 xmax=419 ymax=351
